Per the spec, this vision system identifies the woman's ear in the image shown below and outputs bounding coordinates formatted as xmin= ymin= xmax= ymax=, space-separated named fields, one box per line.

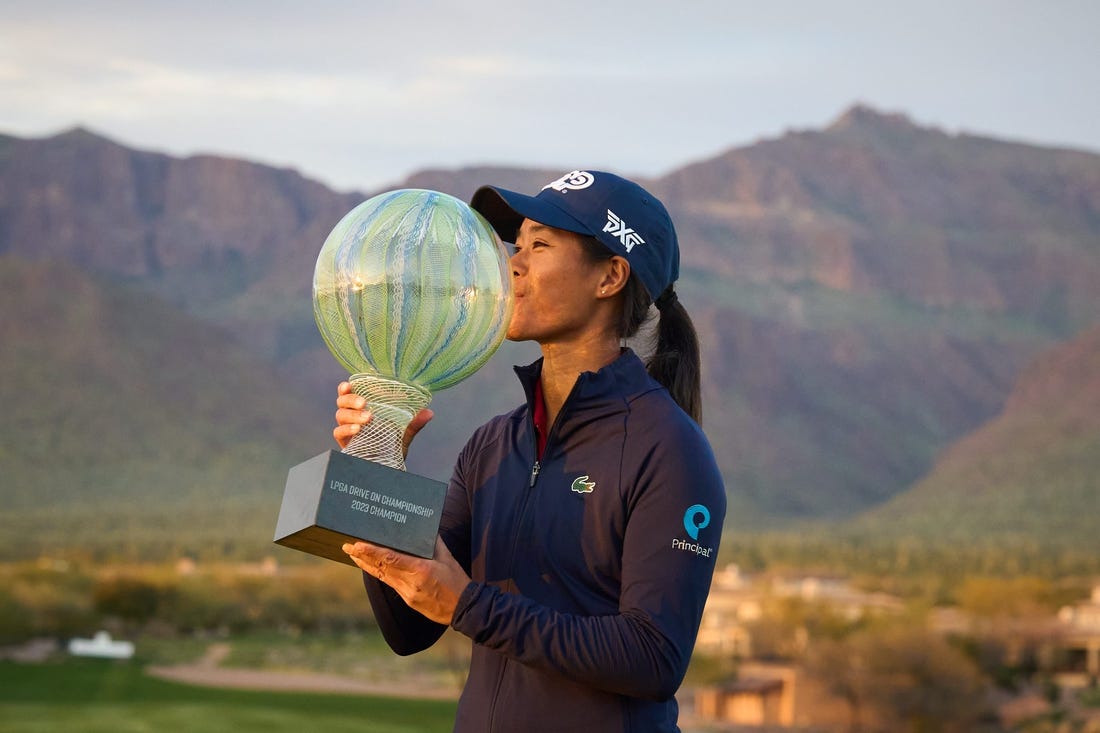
xmin=597 ymin=256 xmax=631 ymax=298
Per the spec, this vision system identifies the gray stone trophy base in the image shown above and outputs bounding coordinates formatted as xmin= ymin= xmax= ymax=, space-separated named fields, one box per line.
xmin=274 ymin=450 xmax=446 ymax=565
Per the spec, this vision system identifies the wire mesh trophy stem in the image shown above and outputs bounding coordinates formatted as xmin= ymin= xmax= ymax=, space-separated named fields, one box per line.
xmin=343 ymin=374 xmax=431 ymax=470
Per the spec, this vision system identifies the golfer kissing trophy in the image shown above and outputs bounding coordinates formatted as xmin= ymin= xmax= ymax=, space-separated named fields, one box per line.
xmin=274 ymin=190 xmax=513 ymax=565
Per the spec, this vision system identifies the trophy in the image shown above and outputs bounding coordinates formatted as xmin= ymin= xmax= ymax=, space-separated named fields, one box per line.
xmin=274 ymin=189 xmax=513 ymax=565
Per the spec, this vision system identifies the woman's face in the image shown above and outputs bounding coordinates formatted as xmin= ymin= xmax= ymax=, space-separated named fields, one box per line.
xmin=506 ymin=219 xmax=607 ymax=344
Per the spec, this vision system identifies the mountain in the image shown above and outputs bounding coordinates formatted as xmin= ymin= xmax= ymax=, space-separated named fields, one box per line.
xmin=652 ymin=106 xmax=1100 ymax=518
xmin=851 ymin=325 xmax=1100 ymax=547
xmin=2 ymin=106 xmax=1099 ymax=558
xmin=0 ymin=256 xmax=330 ymax=560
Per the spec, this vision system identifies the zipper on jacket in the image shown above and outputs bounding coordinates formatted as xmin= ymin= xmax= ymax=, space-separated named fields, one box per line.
xmin=488 ymin=420 xmax=544 ymax=730
xmin=487 ymin=373 xmax=585 ymax=730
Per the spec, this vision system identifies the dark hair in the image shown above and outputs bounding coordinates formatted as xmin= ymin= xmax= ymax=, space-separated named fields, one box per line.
xmin=579 ymin=236 xmax=702 ymax=423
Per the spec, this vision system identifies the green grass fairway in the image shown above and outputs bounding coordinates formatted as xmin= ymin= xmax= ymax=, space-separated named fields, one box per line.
xmin=0 ymin=659 xmax=457 ymax=733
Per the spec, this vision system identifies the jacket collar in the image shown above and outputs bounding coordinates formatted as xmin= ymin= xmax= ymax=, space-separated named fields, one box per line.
xmin=514 ymin=348 xmax=656 ymax=418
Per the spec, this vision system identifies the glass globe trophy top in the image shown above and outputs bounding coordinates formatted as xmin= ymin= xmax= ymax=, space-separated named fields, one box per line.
xmin=313 ymin=189 xmax=513 ymax=470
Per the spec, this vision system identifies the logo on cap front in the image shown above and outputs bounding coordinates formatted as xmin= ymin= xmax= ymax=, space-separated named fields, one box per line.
xmin=542 ymin=170 xmax=595 ymax=193
xmin=604 ymin=210 xmax=646 ymax=252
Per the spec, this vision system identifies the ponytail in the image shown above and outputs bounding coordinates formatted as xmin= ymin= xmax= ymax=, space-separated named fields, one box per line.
xmin=648 ymin=287 xmax=702 ymax=424
xmin=580 ymin=235 xmax=703 ymax=423
xmin=623 ymin=280 xmax=702 ymax=424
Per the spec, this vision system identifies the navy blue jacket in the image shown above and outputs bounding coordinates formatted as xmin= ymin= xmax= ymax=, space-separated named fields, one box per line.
xmin=363 ymin=350 xmax=726 ymax=732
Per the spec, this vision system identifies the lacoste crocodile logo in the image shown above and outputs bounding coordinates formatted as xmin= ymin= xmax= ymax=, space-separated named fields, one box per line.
xmin=571 ymin=475 xmax=596 ymax=494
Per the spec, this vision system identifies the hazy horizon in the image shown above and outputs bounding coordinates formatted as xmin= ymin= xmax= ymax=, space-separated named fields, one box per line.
xmin=2 ymin=1 xmax=1097 ymax=192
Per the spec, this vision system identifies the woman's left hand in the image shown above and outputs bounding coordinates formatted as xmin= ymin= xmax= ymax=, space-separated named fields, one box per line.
xmin=342 ymin=536 xmax=470 ymax=626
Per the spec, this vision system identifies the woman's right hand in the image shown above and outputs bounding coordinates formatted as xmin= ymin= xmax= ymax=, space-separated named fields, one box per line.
xmin=333 ymin=382 xmax=433 ymax=457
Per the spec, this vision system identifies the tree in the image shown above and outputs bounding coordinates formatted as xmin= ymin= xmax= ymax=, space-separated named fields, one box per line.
xmin=92 ymin=576 xmax=163 ymax=624
xmin=806 ymin=637 xmax=871 ymax=732
xmin=806 ymin=626 xmax=990 ymax=732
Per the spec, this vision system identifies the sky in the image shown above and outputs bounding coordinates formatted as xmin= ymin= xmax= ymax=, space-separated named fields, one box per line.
xmin=1 ymin=1 xmax=1097 ymax=193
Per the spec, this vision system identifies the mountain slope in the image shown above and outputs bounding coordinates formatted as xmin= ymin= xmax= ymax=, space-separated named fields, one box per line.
xmin=852 ymin=325 xmax=1100 ymax=546
xmin=0 ymin=256 xmax=331 ymax=560
xmin=651 ymin=106 xmax=1100 ymax=517
xmin=660 ymin=104 xmax=1100 ymax=328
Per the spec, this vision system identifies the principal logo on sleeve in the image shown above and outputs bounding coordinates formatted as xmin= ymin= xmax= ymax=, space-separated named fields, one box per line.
xmin=672 ymin=504 xmax=714 ymax=558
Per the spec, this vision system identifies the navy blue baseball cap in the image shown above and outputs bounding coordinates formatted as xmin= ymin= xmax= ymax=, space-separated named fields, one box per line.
xmin=470 ymin=170 xmax=679 ymax=300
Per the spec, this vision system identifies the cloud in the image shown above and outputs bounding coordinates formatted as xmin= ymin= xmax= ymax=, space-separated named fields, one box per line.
xmin=1 ymin=1 xmax=1097 ymax=190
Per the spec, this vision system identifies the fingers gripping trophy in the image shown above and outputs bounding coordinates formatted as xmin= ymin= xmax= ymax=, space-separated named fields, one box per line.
xmin=275 ymin=190 xmax=513 ymax=565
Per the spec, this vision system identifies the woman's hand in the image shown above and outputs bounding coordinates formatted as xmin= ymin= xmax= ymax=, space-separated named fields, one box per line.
xmin=333 ymin=381 xmax=433 ymax=456
xmin=343 ymin=536 xmax=470 ymax=626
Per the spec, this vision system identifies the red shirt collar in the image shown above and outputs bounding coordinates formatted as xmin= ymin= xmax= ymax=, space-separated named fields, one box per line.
xmin=532 ymin=378 xmax=548 ymax=460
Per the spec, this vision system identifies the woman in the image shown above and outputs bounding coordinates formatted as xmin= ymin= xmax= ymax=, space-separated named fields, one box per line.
xmin=336 ymin=170 xmax=725 ymax=732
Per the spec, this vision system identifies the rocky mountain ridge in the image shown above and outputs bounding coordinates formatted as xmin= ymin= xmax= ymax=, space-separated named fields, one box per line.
xmin=2 ymin=105 xmax=1099 ymax=546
